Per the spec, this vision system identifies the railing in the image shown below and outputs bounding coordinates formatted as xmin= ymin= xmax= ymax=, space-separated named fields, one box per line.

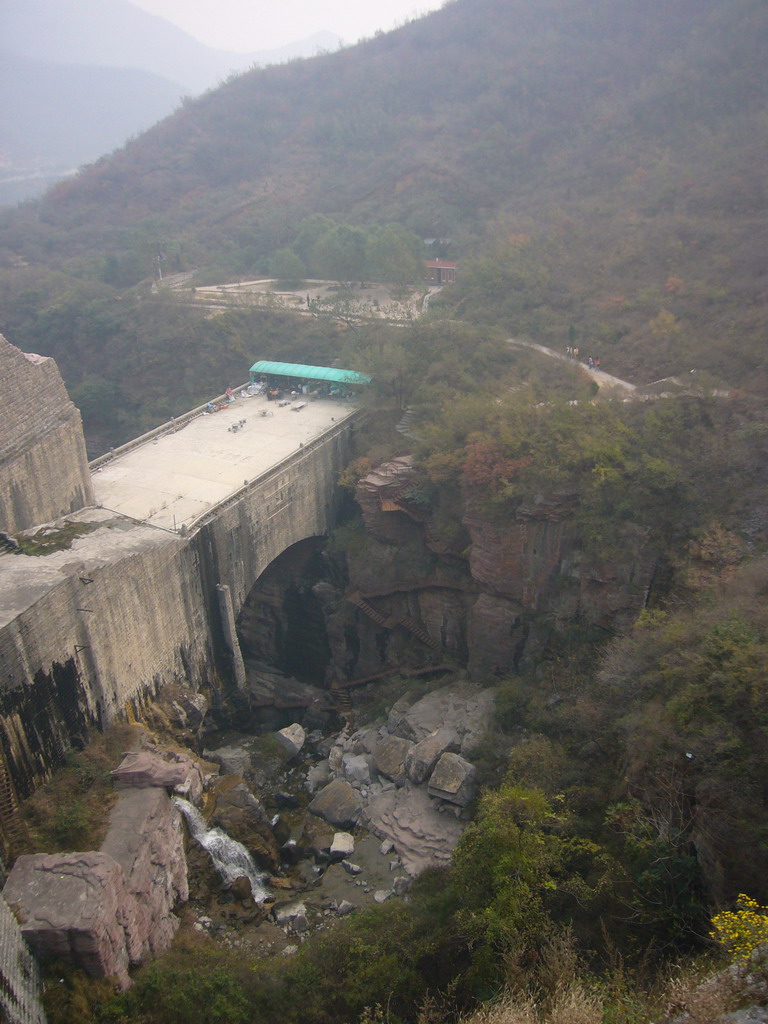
xmin=88 ymin=382 xmax=251 ymax=471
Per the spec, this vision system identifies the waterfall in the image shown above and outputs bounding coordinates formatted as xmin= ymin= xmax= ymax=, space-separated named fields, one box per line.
xmin=173 ymin=797 xmax=269 ymax=902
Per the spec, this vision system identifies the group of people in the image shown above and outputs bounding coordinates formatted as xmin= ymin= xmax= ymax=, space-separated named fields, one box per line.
xmin=565 ymin=346 xmax=601 ymax=372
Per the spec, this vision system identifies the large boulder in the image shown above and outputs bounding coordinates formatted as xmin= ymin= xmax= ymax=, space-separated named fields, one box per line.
xmin=100 ymin=787 xmax=188 ymax=955
xmin=275 ymin=723 xmax=306 ymax=761
xmin=427 ymin=753 xmax=478 ymax=807
xmin=4 ymin=852 xmax=140 ymax=990
xmin=342 ymin=752 xmax=372 ymax=785
xmin=387 ymin=694 xmax=418 ymax=740
xmin=3 ymin=762 xmax=189 ymax=990
xmin=329 ymin=832 xmax=355 ymax=860
xmin=397 ymin=684 xmax=495 ymax=756
xmin=168 ymin=690 xmax=209 ymax=732
xmin=203 ymin=745 xmax=251 ymax=776
xmin=405 ymin=728 xmax=459 ymax=785
xmin=373 ymin=736 xmax=413 ymax=787
xmin=210 ymin=783 xmax=280 ymax=872
xmin=110 ymin=750 xmax=204 ymax=802
xmin=309 ymin=780 xmax=363 ymax=828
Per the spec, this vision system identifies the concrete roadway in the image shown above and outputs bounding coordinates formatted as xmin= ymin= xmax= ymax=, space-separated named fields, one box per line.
xmin=92 ymin=393 xmax=357 ymax=532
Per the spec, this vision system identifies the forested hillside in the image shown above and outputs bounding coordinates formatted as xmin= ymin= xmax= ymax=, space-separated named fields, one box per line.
xmin=1 ymin=0 xmax=766 ymax=418
xmin=8 ymin=2 xmax=768 ymax=1022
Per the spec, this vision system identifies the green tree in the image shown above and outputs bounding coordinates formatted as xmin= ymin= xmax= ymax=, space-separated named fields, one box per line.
xmin=270 ymin=247 xmax=306 ymax=284
xmin=366 ymin=224 xmax=424 ymax=292
xmin=313 ymin=224 xmax=368 ymax=286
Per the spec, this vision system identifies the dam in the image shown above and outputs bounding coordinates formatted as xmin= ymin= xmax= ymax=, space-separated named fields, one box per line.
xmin=0 ymin=336 xmax=362 ymax=843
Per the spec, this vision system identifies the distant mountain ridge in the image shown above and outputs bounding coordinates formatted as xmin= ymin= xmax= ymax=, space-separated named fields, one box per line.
xmin=0 ymin=0 xmax=339 ymax=203
xmin=1 ymin=0 xmax=767 ymax=396
xmin=1 ymin=0 xmax=340 ymax=93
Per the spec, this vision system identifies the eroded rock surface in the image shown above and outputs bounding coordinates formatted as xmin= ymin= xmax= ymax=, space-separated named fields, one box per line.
xmin=362 ymin=782 xmax=464 ymax=875
xmin=3 ymin=750 xmax=189 ymax=988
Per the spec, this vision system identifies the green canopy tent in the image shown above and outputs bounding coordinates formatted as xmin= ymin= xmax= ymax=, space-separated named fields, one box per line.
xmin=249 ymin=360 xmax=371 ymax=397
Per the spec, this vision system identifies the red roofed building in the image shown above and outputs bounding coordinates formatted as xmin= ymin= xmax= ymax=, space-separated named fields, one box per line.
xmin=424 ymin=259 xmax=458 ymax=284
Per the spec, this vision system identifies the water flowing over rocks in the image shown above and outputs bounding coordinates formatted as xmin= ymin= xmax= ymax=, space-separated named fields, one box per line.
xmin=174 ymin=798 xmax=269 ymax=902
xmin=208 ymin=782 xmax=280 ymax=872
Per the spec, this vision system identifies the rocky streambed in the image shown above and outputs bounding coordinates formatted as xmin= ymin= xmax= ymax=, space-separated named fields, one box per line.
xmin=181 ymin=678 xmax=496 ymax=953
xmin=2 ymin=678 xmax=497 ymax=979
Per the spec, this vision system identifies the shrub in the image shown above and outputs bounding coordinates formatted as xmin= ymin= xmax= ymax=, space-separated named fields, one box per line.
xmin=709 ymin=894 xmax=768 ymax=962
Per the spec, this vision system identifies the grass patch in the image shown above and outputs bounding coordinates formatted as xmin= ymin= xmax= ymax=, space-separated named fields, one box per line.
xmin=16 ymin=521 xmax=97 ymax=556
xmin=21 ymin=723 xmax=143 ymax=853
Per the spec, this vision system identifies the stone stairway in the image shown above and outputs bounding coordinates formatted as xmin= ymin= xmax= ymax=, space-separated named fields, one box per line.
xmin=399 ymin=615 xmax=442 ymax=651
xmin=328 ymin=685 xmax=355 ymax=736
xmin=348 ymin=593 xmax=444 ymax=653
xmin=395 ymin=407 xmax=417 ymax=437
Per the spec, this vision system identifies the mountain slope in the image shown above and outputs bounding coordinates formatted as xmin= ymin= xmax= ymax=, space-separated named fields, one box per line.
xmin=0 ymin=0 xmax=767 ymax=394
xmin=21 ymin=0 xmax=766 ymax=240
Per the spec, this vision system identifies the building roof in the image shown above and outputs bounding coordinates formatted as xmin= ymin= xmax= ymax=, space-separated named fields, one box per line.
xmin=249 ymin=360 xmax=372 ymax=385
xmin=424 ymin=259 xmax=458 ymax=269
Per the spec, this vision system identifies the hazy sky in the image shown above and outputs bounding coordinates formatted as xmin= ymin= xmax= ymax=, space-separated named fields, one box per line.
xmin=130 ymin=0 xmax=446 ymax=52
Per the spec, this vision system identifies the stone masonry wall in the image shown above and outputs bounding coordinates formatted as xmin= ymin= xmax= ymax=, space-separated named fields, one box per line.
xmin=0 ymin=335 xmax=93 ymax=533
xmin=0 ymin=418 xmax=357 ymax=797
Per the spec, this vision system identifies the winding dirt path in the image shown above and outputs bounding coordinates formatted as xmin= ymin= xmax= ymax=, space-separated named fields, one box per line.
xmin=507 ymin=338 xmax=636 ymax=393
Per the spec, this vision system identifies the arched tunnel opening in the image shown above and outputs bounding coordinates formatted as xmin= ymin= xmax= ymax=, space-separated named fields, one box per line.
xmin=235 ymin=537 xmax=344 ymax=701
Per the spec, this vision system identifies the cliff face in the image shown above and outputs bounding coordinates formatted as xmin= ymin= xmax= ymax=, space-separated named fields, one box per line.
xmin=335 ymin=459 xmax=657 ymax=681
xmin=0 ymin=334 xmax=94 ymax=533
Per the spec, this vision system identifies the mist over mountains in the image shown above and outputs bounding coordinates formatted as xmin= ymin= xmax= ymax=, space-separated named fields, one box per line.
xmin=0 ymin=0 xmax=339 ymax=204
xmin=1 ymin=0 xmax=767 ymax=405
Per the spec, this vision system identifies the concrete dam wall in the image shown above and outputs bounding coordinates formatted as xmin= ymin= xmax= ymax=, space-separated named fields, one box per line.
xmin=0 ymin=416 xmax=358 ymax=802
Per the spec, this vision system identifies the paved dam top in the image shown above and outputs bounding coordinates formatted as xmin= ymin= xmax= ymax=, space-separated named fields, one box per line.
xmin=92 ymin=394 xmax=357 ymax=532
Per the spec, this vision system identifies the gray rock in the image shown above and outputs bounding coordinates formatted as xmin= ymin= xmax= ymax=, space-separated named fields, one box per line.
xmin=373 ymin=890 xmax=392 ymax=903
xmin=343 ymin=752 xmax=372 ymax=785
xmin=373 ymin=735 xmax=413 ymax=787
xmin=392 ymin=876 xmax=412 ymax=896
xmin=405 ymin=728 xmax=460 ymax=785
xmin=363 ymin=781 xmax=464 ymax=876
xmin=399 ymin=684 xmax=496 ymax=756
xmin=379 ymin=839 xmax=394 ymax=855
xmin=336 ymin=900 xmax=356 ymax=917
xmin=203 ymin=745 xmax=252 ymax=776
xmin=387 ymin=694 xmax=418 ymax=740
xmin=428 ymin=753 xmax=478 ymax=807
xmin=273 ymin=900 xmax=308 ymax=925
xmin=329 ymin=832 xmax=355 ymax=859
xmin=342 ymin=861 xmax=362 ymax=875
xmin=328 ymin=745 xmax=344 ymax=776
xmin=168 ymin=690 xmax=208 ymax=731
xmin=306 ymin=760 xmax=332 ymax=793
xmin=275 ymin=723 xmax=306 ymax=761
xmin=308 ymin=779 xmax=363 ymax=828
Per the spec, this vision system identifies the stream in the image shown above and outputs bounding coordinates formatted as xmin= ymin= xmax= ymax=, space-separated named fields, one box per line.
xmin=173 ymin=796 xmax=269 ymax=903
